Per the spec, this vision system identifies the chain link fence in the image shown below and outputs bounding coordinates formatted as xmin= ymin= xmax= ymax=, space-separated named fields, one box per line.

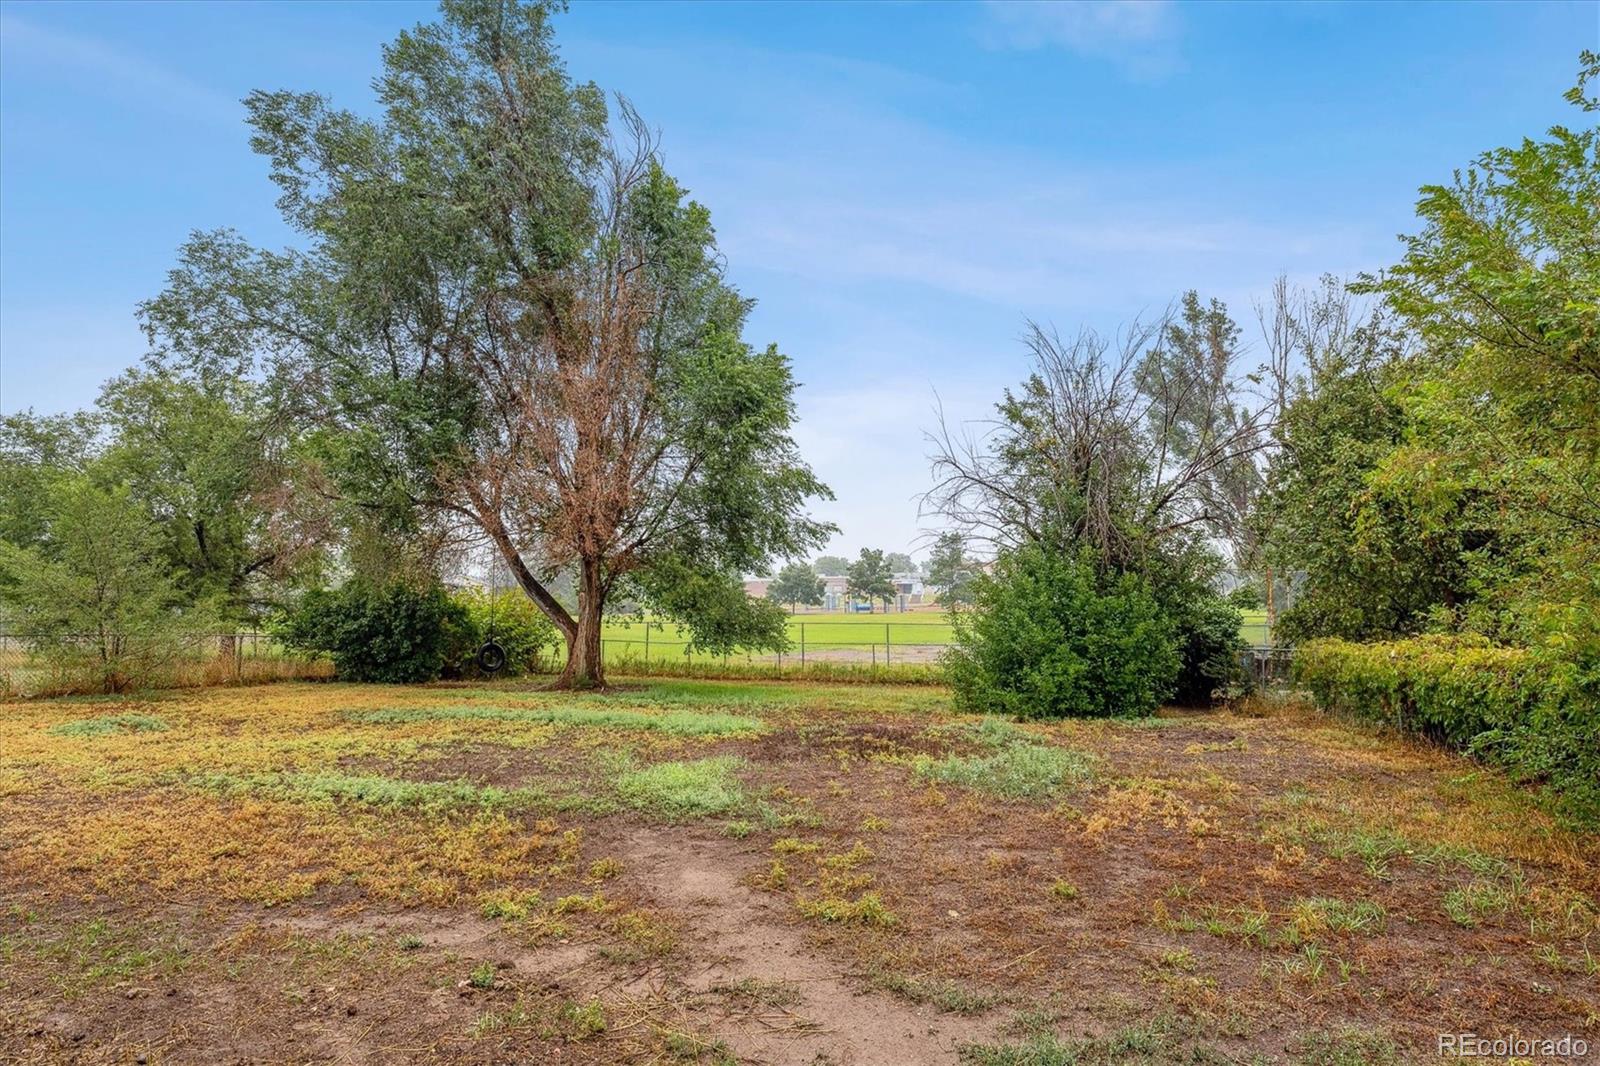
xmin=0 ymin=630 xmax=332 ymax=697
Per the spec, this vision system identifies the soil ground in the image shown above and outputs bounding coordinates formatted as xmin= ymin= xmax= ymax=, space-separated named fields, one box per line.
xmin=1 ymin=679 xmax=1595 ymax=1064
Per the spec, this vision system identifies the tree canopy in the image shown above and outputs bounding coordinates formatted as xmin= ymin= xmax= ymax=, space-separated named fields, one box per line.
xmin=139 ymin=0 xmax=832 ymax=686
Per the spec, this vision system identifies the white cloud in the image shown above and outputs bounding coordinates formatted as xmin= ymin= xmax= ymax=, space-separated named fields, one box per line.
xmin=979 ymin=0 xmax=1184 ymax=81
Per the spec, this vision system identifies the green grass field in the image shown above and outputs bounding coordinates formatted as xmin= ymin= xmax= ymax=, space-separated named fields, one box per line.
xmin=603 ymin=611 xmax=955 ymax=648
xmin=602 ymin=608 xmax=1272 ymax=662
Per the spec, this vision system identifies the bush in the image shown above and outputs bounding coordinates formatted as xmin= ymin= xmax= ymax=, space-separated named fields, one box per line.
xmin=0 ymin=478 xmax=216 ymax=693
xmin=1295 ymin=636 xmax=1599 ymax=827
xmin=1168 ymin=591 xmax=1248 ymax=704
xmin=944 ymin=545 xmax=1179 ymax=719
xmin=277 ymin=579 xmax=467 ymax=683
xmin=447 ymin=586 xmax=559 ymax=677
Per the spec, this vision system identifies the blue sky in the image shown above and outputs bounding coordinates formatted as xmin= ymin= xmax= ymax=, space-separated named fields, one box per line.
xmin=1 ymin=0 xmax=1593 ymax=557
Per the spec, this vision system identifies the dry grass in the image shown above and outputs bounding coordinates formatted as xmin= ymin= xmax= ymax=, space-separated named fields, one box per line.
xmin=3 ymin=680 xmax=1596 ymax=1064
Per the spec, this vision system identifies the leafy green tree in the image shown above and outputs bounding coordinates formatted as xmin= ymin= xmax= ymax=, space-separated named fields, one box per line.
xmin=846 ymin=548 xmax=895 ymax=612
xmin=944 ymin=545 xmax=1178 ymax=719
xmin=883 ymin=551 xmax=915 ymax=574
xmin=140 ymin=0 xmax=830 ymax=687
xmin=1349 ymin=51 xmax=1600 ymax=649
xmin=1263 ymin=319 xmax=1471 ymax=643
xmin=97 ymin=368 xmax=329 ymax=633
xmin=925 ymin=531 xmax=975 ymax=605
xmin=767 ymin=562 xmax=824 ymax=613
xmin=0 ymin=410 xmax=101 ymax=550
xmin=0 ymin=475 xmax=213 ymax=692
xmin=813 ymin=554 xmax=849 ymax=576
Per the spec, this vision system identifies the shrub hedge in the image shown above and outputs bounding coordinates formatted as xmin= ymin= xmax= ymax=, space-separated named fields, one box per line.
xmin=1294 ymin=635 xmax=1599 ymax=827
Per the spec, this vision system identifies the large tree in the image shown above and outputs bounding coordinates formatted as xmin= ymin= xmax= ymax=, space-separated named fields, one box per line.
xmin=141 ymin=0 xmax=831 ymax=687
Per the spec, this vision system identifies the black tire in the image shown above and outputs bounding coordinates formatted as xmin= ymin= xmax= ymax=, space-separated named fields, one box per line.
xmin=477 ymin=640 xmax=507 ymax=674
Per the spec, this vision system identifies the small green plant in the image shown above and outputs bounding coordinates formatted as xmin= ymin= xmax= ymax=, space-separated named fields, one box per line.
xmin=586 ymin=858 xmax=623 ymax=882
xmin=798 ymin=892 xmax=896 ymax=926
xmin=914 ymin=743 xmax=1094 ymax=801
xmin=1442 ymin=880 xmax=1513 ymax=927
xmin=870 ymin=970 xmax=1002 ymax=1014
xmin=563 ymin=997 xmax=607 ymax=1039
xmin=662 ymin=1029 xmax=736 ymax=1064
xmin=616 ymin=757 xmax=745 ymax=819
xmin=47 ymin=713 xmax=169 ymax=737
xmin=468 ymin=961 xmax=497 ymax=989
xmin=397 ymin=934 xmax=425 ymax=951
xmin=1048 ymin=879 xmax=1079 ymax=902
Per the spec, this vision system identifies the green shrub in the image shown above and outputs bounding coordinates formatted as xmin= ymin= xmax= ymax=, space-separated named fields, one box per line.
xmin=943 ymin=545 xmax=1179 ymax=719
xmin=1168 ymin=590 xmax=1248 ymax=704
xmin=1295 ymin=636 xmax=1599 ymax=827
xmin=448 ymin=586 xmax=559 ymax=677
xmin=276 ymin=579 xmax=467 ymax=683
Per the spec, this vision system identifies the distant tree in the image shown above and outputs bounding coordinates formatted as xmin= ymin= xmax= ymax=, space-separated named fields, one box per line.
xmin=97 ymin=368 xmax=331 ymax=635
xmin=0 ymin=410 xmax=101 ymax=550
xmin=767 ymin=561 xmax=824 ymax=613
xmin=0 ymin=475 xmax=214 ymax=692
xmin=139 ymin=1 xmax=831 ymax=687
xmin=926 ymin=530 xmax=975 ymax=605
xmin=846 ymin=548 xmax=895 ymax=612
xmin=883 ymin=551 xmax=915 ymax=575
xmin=813 ymin=554 xmax=850 ymax=576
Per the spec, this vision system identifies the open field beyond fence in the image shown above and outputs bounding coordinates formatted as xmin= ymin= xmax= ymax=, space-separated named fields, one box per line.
xmin=1 ymin=610 xmax=1276 ymax=695
xmin=3 ymin=678 xmax=1596 ymax=1064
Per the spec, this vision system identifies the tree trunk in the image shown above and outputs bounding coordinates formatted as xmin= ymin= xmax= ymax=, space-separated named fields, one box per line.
xmin=559 ymin=556 xmax=606 ymax=689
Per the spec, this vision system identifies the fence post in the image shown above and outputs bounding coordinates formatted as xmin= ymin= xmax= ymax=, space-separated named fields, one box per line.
xmin=885 ymin=623 xmax=891 ymax=666
xmin=645 ymin=626 xmax=650 ymax=664
xmin=800 ymin=623 xmax=806 ymax=669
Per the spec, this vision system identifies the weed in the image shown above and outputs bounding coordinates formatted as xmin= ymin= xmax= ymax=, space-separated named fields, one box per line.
xmin=1442 ymin=880 xmax=1514 ymax=927
xmin=563 ymin=997 xmax=607 ymax=1039
xmin=871 ymin=970 xmax=1002 ymax=1014
xmin=1288 ymin=897 xmax=1386 ymax=937
xmin=915 ymin=743 xmax=1095 ymax=801
xmin=48 ymin=713 xmax=169 ymax=737
xmin=661 ymin=1029 xmax=736 ymax=1064
xmin=1292 ymin=1026 xmax=1399 ymax=1065
xmin=397 ymin=934 xmax=424 ymax=951
xmin=821 ymin=842 xmax=873 ymax=870
xmin=616 ymin=757 xmax=745 ymax=819
xmin=586 ymin=857 xmax=623 ymax=882
xmin=351 ymin=704 xmax=763 ymax=736
xmin=771 ymin=837 xmax=819 ymax=855
xmin=798 ymin=892 xmax=897 ymax=926
xmin=468 ymin=961 xmax=497 ymax=989
xmin=761 ymin=859 xmax=790 ymax=890
xmin=1048 ymin=879 xmax=1080 ymax=902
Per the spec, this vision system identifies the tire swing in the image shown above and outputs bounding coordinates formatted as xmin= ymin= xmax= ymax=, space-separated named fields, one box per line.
xmin=477 ymin=564 xmax=507 ymax=676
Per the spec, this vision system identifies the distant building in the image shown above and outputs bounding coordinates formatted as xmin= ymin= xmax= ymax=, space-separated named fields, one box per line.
xmin=747 ymin=571 xmax=930 ymax=612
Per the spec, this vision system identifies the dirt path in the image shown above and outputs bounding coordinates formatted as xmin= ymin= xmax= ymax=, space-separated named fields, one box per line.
xmin=622 ymin=828 xmax=998 ymax=1065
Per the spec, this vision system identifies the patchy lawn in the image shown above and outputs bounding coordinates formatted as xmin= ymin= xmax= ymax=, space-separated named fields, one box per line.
xmin=1 ymin=679 xmax=1595 ymax=1064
